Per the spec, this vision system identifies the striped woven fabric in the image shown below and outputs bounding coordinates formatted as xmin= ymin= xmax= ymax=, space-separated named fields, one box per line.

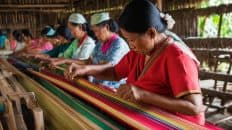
xmin=2 ymin=59 xmax=104 ymax=130
xmin=9 ymin=57 xmax=222 ymax=130
xmin=33 ymin=77 xmax=127 ymax=130
xmin=5 ymin=58 xmax=127 ymax=130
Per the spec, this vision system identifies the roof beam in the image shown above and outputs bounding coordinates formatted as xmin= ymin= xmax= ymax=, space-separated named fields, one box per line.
xmin=0 ymin=4 xmax=70 ymax=8
xmin=167 ymin=4 xmax=232 ymax=15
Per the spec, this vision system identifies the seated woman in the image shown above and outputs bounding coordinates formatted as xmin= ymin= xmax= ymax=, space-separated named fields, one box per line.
xmin=64 ymin=0 xmax=205 ymax=125
xmin=52 ymin=25 xmax=73 ymax=46
xmin=4 ymin=29 xmax=16 ymax=51
xmin=25 ymin=26 xmax=54 ymax=53
xmin=28 ymin=25 xmax=73 ymax=60
xmin=65 ymin=12 xmax=130 ymax=88
xmin=21 ymin=29 xmax=33 ymax=47
xmin=50 ymin=13 xmax=95 ymax=65
xmin=11 ymin=30 xmax=26 ymax=53
xmin=44 ymin=25 xmax=74 ymax=58
xmin=0 ymin=30 xmax=7 ymax=49
xmin=90 ymin=12 xmax=130 ymax=88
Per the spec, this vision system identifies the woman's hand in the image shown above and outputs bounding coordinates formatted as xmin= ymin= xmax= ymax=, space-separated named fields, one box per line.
xmin=64 ymin=63 xmax=90 ymax=80
xmin=47 ymin=58 xmax=63 ymax=69
xmin=116 ymin=84 xmax=138 ymax=103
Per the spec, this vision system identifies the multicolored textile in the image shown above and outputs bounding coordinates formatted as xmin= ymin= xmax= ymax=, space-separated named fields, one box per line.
xmin=9 ymin=57 xmax=222 ymax=130
xmin=5 ymin=58 xmax=126 ymax=130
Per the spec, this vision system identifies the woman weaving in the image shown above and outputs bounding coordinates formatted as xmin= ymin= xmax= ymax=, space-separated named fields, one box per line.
xmin=46 ymin=13 xmax=95 ymax=65
xmin=65 ymin=0 xmax=205 ymax=125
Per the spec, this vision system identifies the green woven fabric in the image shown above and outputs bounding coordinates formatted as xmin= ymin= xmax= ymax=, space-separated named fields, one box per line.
xmin=36 ymin=77 xmax=126 ymax=130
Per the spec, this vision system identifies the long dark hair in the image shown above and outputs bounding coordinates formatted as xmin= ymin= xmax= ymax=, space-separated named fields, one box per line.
xmin=0 ymin=29 xmax=7 ymax=36
xmin=0 ymin=30 xmax=3 ymax=36
xmin=118 ymin=0 xmax=167 ymax=34
xmin=12 ymin=30 xmax=23 ymax=42
xmin=41 ymin=26 xmax=56 ymax=38
xmin=21 ymin=29 xmax=33 ymax=39
xmin=55 ymin=25 xmax=73 ymax=41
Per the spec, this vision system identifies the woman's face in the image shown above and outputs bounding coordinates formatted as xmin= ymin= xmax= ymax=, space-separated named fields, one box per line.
xmin=120 ymin=28 xmax=156 ymax=54
xmin=92 ymin=25 xmax=108 ymax=42
xmin=68 ymin=22 xmax=82 ymax=39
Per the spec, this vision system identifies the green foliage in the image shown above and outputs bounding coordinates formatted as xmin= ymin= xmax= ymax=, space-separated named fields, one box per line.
xmin=198 ymin=16 xmax=206 ymax=37
xmin=200 ymin=0 xmax=232 ymax=8
xmin=197 ymin=0 xmax=232 ymax=38
xmin=221 ymin=13 xmax=232 ymax=37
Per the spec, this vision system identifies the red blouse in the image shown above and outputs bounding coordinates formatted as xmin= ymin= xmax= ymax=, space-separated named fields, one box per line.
xmin=114 ymin=43 xmax=204 ymax=125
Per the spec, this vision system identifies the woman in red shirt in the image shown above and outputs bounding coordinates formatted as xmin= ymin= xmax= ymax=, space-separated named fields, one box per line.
xmin=64 ymin=0 xmax=205 ymax=125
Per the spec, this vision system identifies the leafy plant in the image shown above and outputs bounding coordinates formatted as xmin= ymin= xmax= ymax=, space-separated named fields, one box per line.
xmin=197 ymin=0 xmax=232 ymax=38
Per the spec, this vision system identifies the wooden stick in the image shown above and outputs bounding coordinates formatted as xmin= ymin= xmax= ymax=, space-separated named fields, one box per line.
xmin=0 ymin=121 xmax=3 ymax=130
xmin=4 ymin=100 xmax=17 ymax=130
xmin=32 ymin=107 xmax=44 ymax=130
xmin=0 ymin=60 xmax=45 ymax=130
xmin=0 ymin=4 xmax=70 ymax=8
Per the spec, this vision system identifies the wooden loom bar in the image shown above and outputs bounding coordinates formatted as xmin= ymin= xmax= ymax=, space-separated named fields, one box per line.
xmin=184 ymin=38 xmax=232 ymax=48
xmin=6 ymin=58 xmax=129 ymax=130
xmin=0 ymin=4 xmax=70 ymax=8
xmin=2 ymin=60 xmax=102 ymax=130
xmin=167 ymin=4 xmax=232 ymax=15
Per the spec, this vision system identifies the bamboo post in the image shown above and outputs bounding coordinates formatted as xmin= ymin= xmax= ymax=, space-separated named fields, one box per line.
xmin=156 ymin=0 xmax=162 ymax=11
xmin=32 ymin=107 xmax=44 ymax=130
xmin=217 ymin=14 xmax=223 ymax=37
xmin=5 ymin=100 xmax=17 ymax=130
xmin=0 ymin=121 xmax=3 ymax=130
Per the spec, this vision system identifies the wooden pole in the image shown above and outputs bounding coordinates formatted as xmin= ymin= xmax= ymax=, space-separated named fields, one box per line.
xmin=217 ymin=14 xmax=223 ymax=37
xmin=156 ymin=0 xmax=163 ymax=11
xmin=0 ymin=4 xmax=69 ymax=8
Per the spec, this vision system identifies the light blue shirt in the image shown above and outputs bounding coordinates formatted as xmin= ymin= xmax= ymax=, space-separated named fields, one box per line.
xmin=90 ymin=36 xmax=129 ymax=88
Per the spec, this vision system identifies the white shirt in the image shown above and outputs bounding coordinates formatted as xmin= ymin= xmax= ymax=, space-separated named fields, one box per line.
xmin=15 ymin=42 xmax=26 ymax=52
xmin=72 ymin=36 xmax=95 ymax=60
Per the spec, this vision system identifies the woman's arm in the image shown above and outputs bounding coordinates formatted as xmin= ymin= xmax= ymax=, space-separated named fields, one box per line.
xmin=34 ymin=53 xmax=50 ymax=59
xmin=50 ymin=58 xmax=89 ymax=66
xmin=140 ymin=91 xmax=204 ymax=115
xmin=65 ymin=63 xmax=118 ymax=81
xmin=64 ymin=59 xmax=90 ymax=65
xmin=120 ymin=85 xmax=205 ymax=115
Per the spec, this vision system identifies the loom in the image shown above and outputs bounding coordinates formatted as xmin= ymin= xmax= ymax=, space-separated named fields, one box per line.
xmin=1 ymin=56 xmax=222 ymax=130
xmin=0 ymin=59 xmax=44 ymax=130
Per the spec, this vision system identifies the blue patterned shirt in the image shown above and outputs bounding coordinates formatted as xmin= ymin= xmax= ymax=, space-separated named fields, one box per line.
xmin=90 ymin=35 xmax=129 ymax=88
